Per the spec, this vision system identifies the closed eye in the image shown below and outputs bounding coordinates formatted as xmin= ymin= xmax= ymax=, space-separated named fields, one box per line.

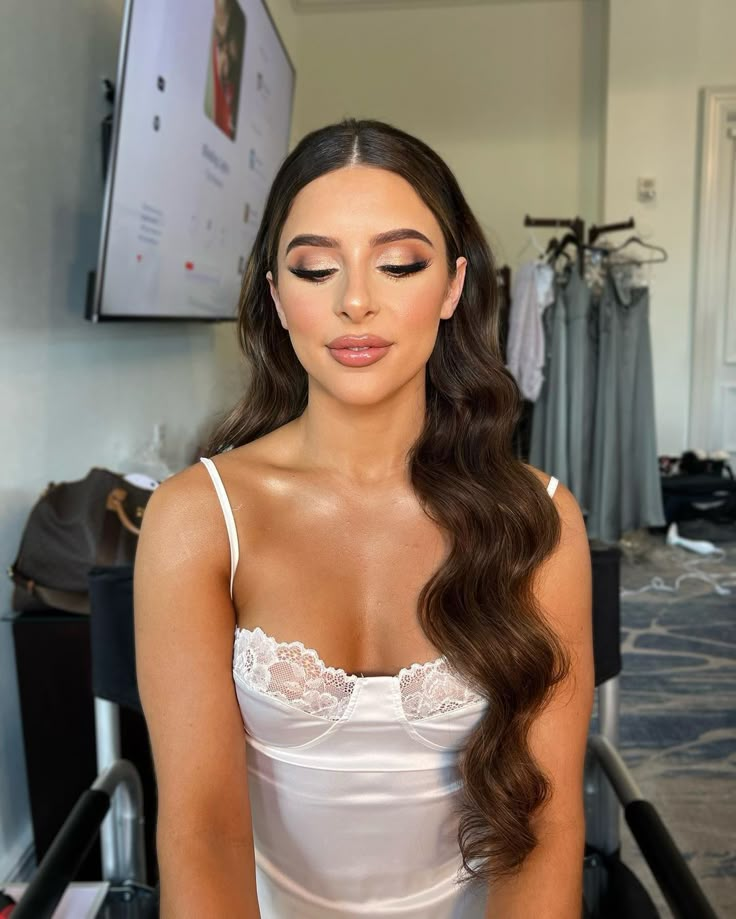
xmin=288 ymin=267 xmax=335 ymax=281
xmin=288 ymin=260 xmax=431 ymax=283
xmin=383 ymin=259 xmax=431 ymax=278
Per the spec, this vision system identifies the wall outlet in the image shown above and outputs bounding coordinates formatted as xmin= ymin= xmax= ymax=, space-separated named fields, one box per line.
xmin=637 ymin=177 xmax=657 ymax=203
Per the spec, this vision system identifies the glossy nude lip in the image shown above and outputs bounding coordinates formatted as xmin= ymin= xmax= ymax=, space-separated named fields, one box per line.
xmin=327 ymin=345 xmax=392 ymax=367
xmin=327 ymin=334 xmax=392 ymax=349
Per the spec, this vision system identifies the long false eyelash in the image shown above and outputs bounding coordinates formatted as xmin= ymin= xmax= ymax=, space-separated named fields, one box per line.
xmin=288 ymin=267 xmax=335 ymax=281
xmin=384 ymin=259 xmax=431 ymax=277
xmin=288 ymin=259 xmax=431 ymax=282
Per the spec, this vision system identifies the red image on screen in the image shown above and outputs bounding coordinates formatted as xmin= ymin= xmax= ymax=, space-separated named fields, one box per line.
xmin=204 ymin=0 xmax=246 ymax=141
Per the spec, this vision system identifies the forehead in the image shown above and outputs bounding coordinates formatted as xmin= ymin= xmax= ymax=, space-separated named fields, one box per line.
xmin=281 ymin=166 xmax=442 ymax=244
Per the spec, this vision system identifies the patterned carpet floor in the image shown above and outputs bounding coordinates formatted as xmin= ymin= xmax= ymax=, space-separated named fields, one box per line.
xmin=614 ymin=529 xmax=736 ymax=917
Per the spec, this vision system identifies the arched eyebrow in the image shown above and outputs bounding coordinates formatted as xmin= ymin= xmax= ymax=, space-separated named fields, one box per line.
xmin=285 ymin=228 xmax=434 ymax=255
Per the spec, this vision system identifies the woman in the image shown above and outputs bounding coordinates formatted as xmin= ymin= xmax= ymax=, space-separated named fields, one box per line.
xmin=134 ymin=118 xmax=594 ymax=918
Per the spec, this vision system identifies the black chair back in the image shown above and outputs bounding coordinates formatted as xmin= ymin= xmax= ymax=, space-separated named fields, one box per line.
xmin=88 ymin=565 xmax=141 ymax=713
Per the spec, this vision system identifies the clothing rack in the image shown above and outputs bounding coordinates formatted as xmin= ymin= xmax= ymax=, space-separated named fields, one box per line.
xmin=516 ymin=213 xmax=665 ymax=544
xmin=523 ymin=215 xmax=637 ymax=271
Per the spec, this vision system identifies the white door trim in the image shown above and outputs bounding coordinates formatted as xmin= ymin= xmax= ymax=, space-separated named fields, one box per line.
xmin=690 ymin=86 xmax=736 ymax=452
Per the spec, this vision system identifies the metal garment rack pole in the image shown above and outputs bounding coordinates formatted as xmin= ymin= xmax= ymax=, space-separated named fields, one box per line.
xmin=588 ymin=218 xmax=635 ymax=245
xmin=523 ymin=214 xmax=585 ymax=241
xmin=523 ymin=215 xmax=586 ymax=271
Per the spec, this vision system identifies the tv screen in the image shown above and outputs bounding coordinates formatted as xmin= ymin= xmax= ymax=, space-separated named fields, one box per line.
xmin=89 ymin=0 xmax=295 ymax=322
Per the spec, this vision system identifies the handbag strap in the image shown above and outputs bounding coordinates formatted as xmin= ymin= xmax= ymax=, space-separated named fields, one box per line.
xmin=97 ymin=487 xmax=142 ymax=566
xmin=106 ymin=487 xmax=143 ymax=536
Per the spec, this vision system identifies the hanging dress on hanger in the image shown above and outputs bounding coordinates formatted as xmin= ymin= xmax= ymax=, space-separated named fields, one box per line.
xmin=586 ymin=265 xmax=665 ymax=542
xmin=564 ymin=263 xmax=596 ymax=517
xmin=506 ymin=260 xmax=555 ymax=402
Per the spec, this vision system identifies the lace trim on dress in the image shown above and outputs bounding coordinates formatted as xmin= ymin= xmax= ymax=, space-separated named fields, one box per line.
xmin=398 ymin=658 xmax=485 ymax=720
xmin=233 ymin=626 xmax=484 ymax=722
xmin=233 ymin=626 xmax=357 ymax=721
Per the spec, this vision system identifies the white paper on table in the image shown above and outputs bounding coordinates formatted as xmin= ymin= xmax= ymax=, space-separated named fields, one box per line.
xmin=4 ymin=882 xmax=110 ymax=918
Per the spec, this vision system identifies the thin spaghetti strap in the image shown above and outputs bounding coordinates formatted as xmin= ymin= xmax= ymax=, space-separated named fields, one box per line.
xmin=199 ymin=456 xmax=240 ymax=600
xmin=546 ymin=475 xmax=559 ymax=498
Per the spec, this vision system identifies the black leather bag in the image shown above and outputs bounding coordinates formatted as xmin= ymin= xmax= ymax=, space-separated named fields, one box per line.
xmin=661 ymin=471 xmax=736 ymax=526
xmin=8 ymin=468 xmax=154 ymax=615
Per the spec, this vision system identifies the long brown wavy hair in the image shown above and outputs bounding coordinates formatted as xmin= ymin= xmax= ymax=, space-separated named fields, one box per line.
xmin=205 ymin=118 xmax=569 ymax=884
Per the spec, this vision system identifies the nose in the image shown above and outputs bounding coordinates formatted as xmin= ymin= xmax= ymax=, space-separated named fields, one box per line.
xmin=336 ymin=265 xmax=376 ymax=321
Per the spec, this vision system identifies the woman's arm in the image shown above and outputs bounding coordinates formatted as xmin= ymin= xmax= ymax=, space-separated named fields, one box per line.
xmin=486 ymin=478 xmax=594 ymax=919
xmin=134 ymin=464 xmax=261 ymax=918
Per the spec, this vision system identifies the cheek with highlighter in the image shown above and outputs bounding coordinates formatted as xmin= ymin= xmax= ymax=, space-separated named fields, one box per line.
xmin=277 ymin=283 xmax=329 ymax=344
xmin=389 ymin=275 xmax=449 ymax=357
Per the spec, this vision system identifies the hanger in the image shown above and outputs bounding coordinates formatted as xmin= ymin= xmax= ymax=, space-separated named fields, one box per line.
xmin=515 ymin=227 xmax=547 ymax=262
xmin=609 ymin=235 xmax=668 ymax=264
xmin=546 ymin=232 xmax=579 ymax=267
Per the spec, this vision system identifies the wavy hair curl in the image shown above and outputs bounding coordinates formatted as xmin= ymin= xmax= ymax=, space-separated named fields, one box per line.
xmin=205 ymin=118 xmax=569 ymax=884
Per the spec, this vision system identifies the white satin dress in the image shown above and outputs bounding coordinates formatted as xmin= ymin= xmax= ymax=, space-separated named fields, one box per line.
xmin=200 ymin=456 xmax=559 ymax=917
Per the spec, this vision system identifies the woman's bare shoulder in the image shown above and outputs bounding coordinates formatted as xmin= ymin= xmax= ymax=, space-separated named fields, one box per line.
xmin=145 ymin=460 xmax=217 ymax=523
xmin=523 ymin=463 xmax=550 ymax=487
xmin=522 ymin=463 xmax=556 ymax=490
xmin=150 ymin=440 xmax=271 ymax=513
xmin=522 ymin=464 xmax=585 ymax=529
xmin=135 ymin=457 xmax=245 ymax=596
xmin=143 ymin=437 xmax=294 ymax=560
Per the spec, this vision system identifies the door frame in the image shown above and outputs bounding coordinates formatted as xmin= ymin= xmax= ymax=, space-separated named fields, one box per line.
xmin=690 ymin=86 xmax=736 ymax=454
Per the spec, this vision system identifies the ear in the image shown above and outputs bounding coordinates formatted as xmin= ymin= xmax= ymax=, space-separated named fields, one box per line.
xmin=266 ymin=270 xmax=288 ymax=329
xmin=441 ymin=257 xmax=467 ymax=320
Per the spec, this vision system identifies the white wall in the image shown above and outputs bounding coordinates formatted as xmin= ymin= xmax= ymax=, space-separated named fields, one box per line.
xmin=604 ymin=0 xmax=736 ymax=454
xmin=293 ymin=0 xmax=608 ymax=263
xmin=0 ymin=0 xmax=300 ymax=881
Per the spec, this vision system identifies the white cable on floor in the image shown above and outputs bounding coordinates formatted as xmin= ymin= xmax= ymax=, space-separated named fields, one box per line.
xmin=620 ymin=551 xmax=736 ymax=598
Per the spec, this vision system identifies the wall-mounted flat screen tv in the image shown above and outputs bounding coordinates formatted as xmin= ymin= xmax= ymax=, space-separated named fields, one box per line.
xmin=88 ymin=0 xmax=295 ymax=321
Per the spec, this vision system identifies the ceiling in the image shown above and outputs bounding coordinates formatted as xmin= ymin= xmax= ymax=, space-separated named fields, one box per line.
xmin=291 ymin=0 xmax=570 ymax=12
